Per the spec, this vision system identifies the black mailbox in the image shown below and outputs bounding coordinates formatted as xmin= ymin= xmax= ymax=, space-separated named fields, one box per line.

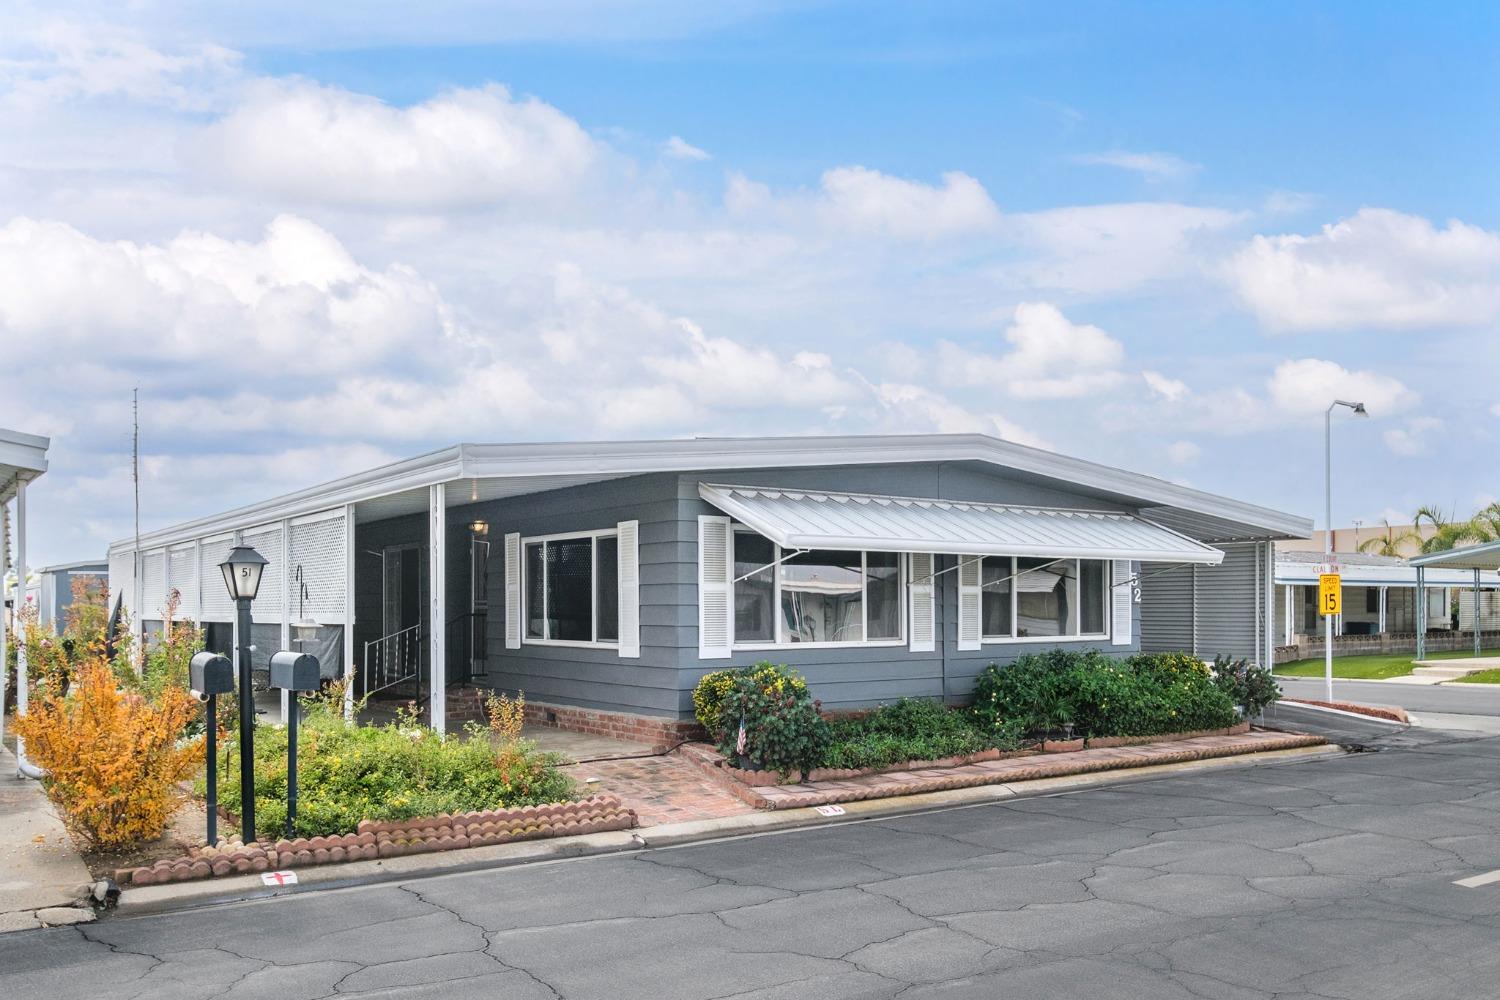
xmin=189 ymin=652 xmax=234 ymax=698
xmin=269 ymin=651 xmax=321 ymax=692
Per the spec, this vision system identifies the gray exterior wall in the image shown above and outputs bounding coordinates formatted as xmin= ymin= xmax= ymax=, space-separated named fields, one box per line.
xmin=410 ymin=462 xmax=1145 ymax=719
xmin=1140 ymin=542 xmax=1267 ymax=663
xmin=38 ymin=566 xmax=108 ymax=630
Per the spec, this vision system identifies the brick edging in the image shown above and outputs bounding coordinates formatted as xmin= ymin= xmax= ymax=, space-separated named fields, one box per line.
xmin=121 ymin=795 xmax=637 ymax=887
xmin=683 ymin=731 xmax=1325 ymax=811
xmin=1283 ymin=699 xmax=1409 ymax=723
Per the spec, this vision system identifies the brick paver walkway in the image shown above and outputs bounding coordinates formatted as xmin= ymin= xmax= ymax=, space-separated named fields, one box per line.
xmin=741 ymin=729 xmax=1326 ymax=810
xmin=562 ymin=751 xmax=755 ymax=827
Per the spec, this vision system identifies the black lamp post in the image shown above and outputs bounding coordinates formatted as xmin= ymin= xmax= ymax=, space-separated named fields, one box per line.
xmin=219 ymin=545 xmax=267 ymax=844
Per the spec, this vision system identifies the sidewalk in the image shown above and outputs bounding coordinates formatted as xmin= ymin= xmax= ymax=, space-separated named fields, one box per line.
xmin=0 ymin=748 xmax=96 ymax=932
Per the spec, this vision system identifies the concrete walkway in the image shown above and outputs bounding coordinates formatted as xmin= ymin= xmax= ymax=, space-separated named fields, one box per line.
xmin=0 ymin=748 xmax=95 ymax=932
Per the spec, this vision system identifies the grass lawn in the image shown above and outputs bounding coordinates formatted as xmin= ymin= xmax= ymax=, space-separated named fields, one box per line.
xmin=1277 ymin=648 xmax=1500 ymax=681
xmin=1453 ymin=668 xmax=1500 ymax=684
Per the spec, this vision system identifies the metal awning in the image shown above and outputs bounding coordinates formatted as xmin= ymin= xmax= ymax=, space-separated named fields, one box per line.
xmin=699 ymin=484 xmax=1225 ymax=564
xmin=1410 ymin=540 xmax=1500 ymax=573
xmin=1275 ymin=561 xmax=1500 ymax=587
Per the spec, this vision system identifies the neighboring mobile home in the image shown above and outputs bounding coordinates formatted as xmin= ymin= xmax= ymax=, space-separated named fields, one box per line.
xmin=107 ymin=435 xmax=1310 ymax=738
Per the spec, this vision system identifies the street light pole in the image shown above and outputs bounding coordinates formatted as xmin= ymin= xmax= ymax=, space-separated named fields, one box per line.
xmin=235 ymin=592 xmax=255 ymax=843
xmin=219 ymin=545 xmax=268 ymax=845
xmin=1324 ymin=399 xmax=1368 ymax=703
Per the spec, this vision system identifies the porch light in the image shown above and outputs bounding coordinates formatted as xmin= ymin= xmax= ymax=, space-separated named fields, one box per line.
xmin=219 ymin=545 xmax=268 ymax=602
xmin=291 ymin=616 xmax=320 ymax=641
xmin=469 ymin=520 xmax=489 ymax=535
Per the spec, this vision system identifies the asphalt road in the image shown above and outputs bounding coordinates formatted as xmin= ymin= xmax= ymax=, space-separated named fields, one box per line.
xmin=9 ymin=724 xmax=1500 ymax=999
xmin=1277 ymin=675 xmax=1500 ymax=719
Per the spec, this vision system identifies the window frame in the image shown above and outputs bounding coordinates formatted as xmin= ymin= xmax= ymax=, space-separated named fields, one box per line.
xmin=730 ymin=526 xmax=907 ymax=650
xmin=979 ymin=555 xmax=1110 ymax=644
xmin=520 ymin=528 xmax=620 ymax=649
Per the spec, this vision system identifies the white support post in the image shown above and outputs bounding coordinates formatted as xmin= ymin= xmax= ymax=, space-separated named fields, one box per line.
xmin=1264 ymin=542 xmax=1275 ymax=670
xmin=1283 ymin=582 xmax=1294 ymax=646
xmin=343 ymin=503 xmax=356 ymax=722
xmin=14 ymin=481 xmax=29 ymax=773
xmin=428 ymin=484 xmax=446 ymax=735
xmin=1378 ymin=586 xmax=1387 ymax=635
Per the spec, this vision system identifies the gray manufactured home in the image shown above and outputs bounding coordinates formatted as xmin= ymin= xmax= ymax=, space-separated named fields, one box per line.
xmin=107 ymin=435 xmax=1310 ymax=736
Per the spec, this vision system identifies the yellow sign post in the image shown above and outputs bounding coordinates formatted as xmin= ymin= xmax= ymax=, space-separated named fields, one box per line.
xmin=1318 ymin=573 xmax=1342 ymax=616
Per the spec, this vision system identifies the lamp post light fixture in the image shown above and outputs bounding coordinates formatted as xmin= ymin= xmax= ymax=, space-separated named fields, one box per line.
xmin=219 ymin=544 xmax=268 ymax=844
xmin=1324 ymin=399 xmax=1368 ymax=702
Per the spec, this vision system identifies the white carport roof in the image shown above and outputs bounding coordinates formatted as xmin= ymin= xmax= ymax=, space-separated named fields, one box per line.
xmin=110 ymin=434 xmax=1310 ymax=555
xmin=0 ymin=428 xmax=49 ymax=506
xmin=1410 ymin=540 xmax=1500 ymax=573
xmin=700 ymin=484 xmax=1226 ymax=564
xmin=1275 ymin=558 xmax=1500 ymax=587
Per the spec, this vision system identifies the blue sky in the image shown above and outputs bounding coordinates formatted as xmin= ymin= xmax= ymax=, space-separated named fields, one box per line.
xmin=2 ymin=1 xmax=1498 ymax=567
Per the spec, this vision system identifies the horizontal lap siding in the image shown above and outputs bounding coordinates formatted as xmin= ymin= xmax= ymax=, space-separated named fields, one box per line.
xmin=457 ymin=474 xmax=685 ymax=717
xmin=1140 ymin=566 xmax=1194 ymax=654
xmin=1194 ymin=543 xmax=1259 ymax=662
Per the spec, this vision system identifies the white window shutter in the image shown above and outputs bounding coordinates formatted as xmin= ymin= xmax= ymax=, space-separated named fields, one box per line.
xmin=957 ymin=556 xmax=982 ymax=651
xmin=698 ymin=515 xmax=732 ymax=659
xmin=908 ymin=552 xmax=935 ymax=652
xmin=617 ymin=520 xmax=640 ymax=658
xmin=503 ymin=532 xmax=522 ymax=649
xmin=1112 ymin=559 xmax=1134 ymax=646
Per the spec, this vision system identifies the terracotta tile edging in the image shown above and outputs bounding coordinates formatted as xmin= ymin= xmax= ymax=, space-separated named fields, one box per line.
xmin=1283 ymin=699 xmax=1409 ymax=723
xmin=687 ymin=729 xmax=1324 ymax=811
xmin=119 ymin=794 xmax=638 ymax=888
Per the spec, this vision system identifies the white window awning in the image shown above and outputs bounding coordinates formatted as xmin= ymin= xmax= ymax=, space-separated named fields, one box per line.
xmin=699 ymin=484 xmax=1225 ymax=565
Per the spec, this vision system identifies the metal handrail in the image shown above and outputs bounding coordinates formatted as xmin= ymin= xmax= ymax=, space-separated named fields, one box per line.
xmin=363 ymin=623 xmax=423 ymax=698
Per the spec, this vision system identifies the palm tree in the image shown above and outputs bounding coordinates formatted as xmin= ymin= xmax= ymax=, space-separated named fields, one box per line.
xmin=1358 ymin=519 xmax=1418 ymax=557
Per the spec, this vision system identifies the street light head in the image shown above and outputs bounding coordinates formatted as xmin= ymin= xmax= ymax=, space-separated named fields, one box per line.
xmin=219 ymin=545 xmax=268 ymax=602
xmin=1352 ymin=402 xmax=1368 ymax=416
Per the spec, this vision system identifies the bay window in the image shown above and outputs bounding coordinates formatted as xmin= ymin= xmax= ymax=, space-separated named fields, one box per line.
xmin=523 ymin=531 xmax=619 ymax=646
xmin=981 ymin=556 xmax=1108 ymax=641
xmin=732 ymin=529 xmax=904 ymax=646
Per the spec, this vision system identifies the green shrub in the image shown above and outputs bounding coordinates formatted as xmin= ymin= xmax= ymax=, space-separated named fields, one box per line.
xmin=1210 ymin=654 xmax=1281 ymax=716
xmin=212 ymin=705 xmax=574 ymax=839
xmin=713 ymin=662 xmax=829 ymax=778
xmin=971 ymin=649 xmax=1236 ymax=739
xmin=692 ymin=669 xmax=739 ymax=738
xmin=820 ymin=698 xmax=1021 ymax=771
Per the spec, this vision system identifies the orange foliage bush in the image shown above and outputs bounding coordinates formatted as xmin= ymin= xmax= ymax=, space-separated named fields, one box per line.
xmin=13 ymin=656 xmax=203 ymax=850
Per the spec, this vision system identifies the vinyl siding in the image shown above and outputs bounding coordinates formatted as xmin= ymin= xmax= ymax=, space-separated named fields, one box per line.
xmin=1141 ymin=542 xmax=1265 ymax=662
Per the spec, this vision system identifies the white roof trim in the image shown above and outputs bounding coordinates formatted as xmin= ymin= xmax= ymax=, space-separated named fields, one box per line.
xmin=1275 ymin=561 xmax=1500 ymax=587
xmin=110 ymin=434 xmax=1308 ymax=554
xmin=1410 ymin=540 xmax=1500 ymax=572
xmin=701 ymin=483 xmax=1226 ymax=564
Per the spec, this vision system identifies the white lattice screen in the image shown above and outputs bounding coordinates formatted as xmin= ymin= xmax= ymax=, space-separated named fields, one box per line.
xmin=199 ymin=535 xmax=237 ymax=622
xmin=167 ymin=546 xmax=198 ymax=621
xmin=289 ymin=513 xmax=346 ymax=623
xmin=242 ymin=525 xmax=284 ymax=625
xmin=141 ymin=550 xmax=167 ymax=622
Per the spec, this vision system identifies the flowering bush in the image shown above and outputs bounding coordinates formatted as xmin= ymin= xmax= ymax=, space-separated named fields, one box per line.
xmin=214 ymin=698 xmax=574 ymax=839
xmin=692 ymin=669 xmax=739 ymax=738
xmin=711 ymin=662 xmax=828 ymax=778
xmin=1210 ymin=654 xmax=1281 ymax=716
xmin=13 ymin=657 xmax=202 ymax=849
xmin=970 ymin=649 xmax=1236 ymax=739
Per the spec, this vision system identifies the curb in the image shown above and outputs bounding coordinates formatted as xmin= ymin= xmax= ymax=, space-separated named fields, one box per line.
xmin=1278 ymin=700 xmax=1408 ymax=726
xmin=112 ymin=741 xmax=1340 ymax=919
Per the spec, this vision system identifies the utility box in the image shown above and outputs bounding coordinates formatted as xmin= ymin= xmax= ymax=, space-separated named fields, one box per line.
xmin=269 ymin=651 xmax=321 ymax=692
xmin=189 ymin=652 xmax=234 ymax=698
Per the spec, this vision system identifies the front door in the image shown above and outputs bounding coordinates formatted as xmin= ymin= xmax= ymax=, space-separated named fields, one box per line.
xmin=382 ymin=544 xmax=424 ymax=637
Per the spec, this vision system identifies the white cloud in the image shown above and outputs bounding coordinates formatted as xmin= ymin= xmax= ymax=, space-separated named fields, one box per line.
xmin=1166 ymin=440 xmax=1201 ymax=465
xmin=195 ymin=80 xmax=598 ymax=209
xmin=1383 ymin=416 xmax=1443 ymax=458
xmin=1492 ymin=403 xmax=1500 ymax=419
xmin=1142 ymin=370 xmax=1190 ymax=402
xmin=1265 ymin=358 xmax=1418 ymax=419
xmin=868 ymin=383 xmax=1050 ymax=449
xmin=817 ymin=166 xmax=1000 ymax=239
xmin=1009 ymin=202 xmax=1244 ymax=294
xmin=1071 ymin=150 xmax=1199 ymax=182
xmin=649 ymin=321 xmax=861 ymax=409
xmin=941 ymin=302 xmax=1126 ymax=399
xmin=0 ymin=19 xmax=242 ymax=110
xmin=1229 ymin=208 xmax=1500 ymax=330
xmin=662 ymin=135 xmax=710 ymax=161
xmin=0 ymin=214 xmax=454 ymax=367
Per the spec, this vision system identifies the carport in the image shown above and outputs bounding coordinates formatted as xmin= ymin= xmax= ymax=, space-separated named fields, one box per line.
xmin=1412 ymin=540 xmax=1500 ymax=660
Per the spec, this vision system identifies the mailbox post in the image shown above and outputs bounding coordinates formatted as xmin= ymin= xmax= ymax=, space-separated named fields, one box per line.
xmin=270 ymin=651 xmax=321 ymax=838
xmin=189 ymin=652 xmax=234 ymax=846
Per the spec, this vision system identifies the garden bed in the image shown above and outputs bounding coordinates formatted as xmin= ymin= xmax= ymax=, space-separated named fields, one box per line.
xmin=119 ymin=794 xmax=637 ymax=886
